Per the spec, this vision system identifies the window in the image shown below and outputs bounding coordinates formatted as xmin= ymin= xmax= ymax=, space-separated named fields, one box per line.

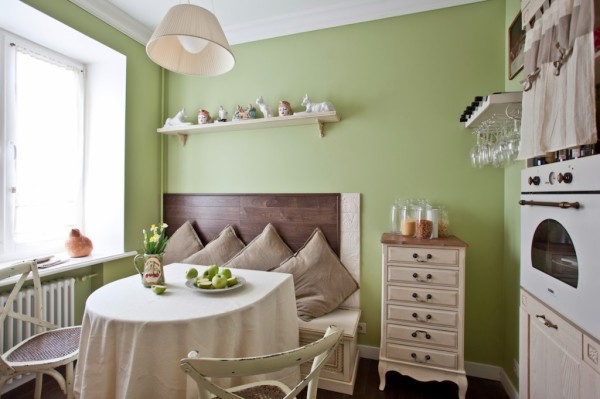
xmin=2 ymin=38 xmax=85 ymax=260
xmin=1 ymin=0 xmax=127 ymax=266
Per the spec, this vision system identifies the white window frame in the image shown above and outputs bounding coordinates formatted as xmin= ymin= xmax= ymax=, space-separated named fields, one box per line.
xmin=0 ymin=0 xmax=130 ymax=269
xmin=1 ymin=33 xmax=86 ymax=259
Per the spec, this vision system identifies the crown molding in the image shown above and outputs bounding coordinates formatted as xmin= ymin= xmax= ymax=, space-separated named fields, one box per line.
xmin=68 ymin=0 xmax=484 ymax=46
xmin=68 ymin=0 xmax=152 ymax=45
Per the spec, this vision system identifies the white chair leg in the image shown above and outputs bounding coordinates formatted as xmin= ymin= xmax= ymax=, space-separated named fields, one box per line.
xmin=34 ymin=372 xmax=43 ymax=399
xmin=66 ymin=362 xmax=75 ymax=399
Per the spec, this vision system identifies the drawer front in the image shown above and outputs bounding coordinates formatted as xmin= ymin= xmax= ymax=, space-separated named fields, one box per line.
xmin=387 ymin=324 xmax=458 ymax=349
xmin=387 ymin=304 xmax=458 ymax=328
xmin=388 ymin=266 xmax=459 ymax=287
xmin=388 ymin=286 xmax=458 ymax=308
xmin=385 ymin=342 xmax=458 ymax=369
xmin=387 ymin=246 xmax=459 ymax=266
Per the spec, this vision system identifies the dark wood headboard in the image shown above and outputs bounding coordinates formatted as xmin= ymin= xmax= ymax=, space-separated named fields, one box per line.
xmin=163 ymin=193 xmax=341 ymax=255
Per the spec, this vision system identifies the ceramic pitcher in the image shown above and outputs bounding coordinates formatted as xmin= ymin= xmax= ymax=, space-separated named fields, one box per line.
xmin=134 ymin=253 xmax=165 ymax=287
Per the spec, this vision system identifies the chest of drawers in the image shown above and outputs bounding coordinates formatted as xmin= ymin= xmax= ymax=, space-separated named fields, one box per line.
xmin=378 ymin=234 xmax=468 ymax=399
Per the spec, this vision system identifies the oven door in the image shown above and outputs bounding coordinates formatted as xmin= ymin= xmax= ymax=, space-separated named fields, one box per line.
xmin=520 ymin=192 xmax=600 ymax=339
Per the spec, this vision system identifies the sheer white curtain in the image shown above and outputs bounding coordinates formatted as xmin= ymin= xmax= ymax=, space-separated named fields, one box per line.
xmin=518 ymin=0 xmax=596 ymax=159
xmin=6 ymin=44 xmax=84 ymax=254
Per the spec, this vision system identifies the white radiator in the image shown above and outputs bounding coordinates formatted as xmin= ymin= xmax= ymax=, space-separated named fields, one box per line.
xmin=0 ymin=277 xmax=76 ymax=391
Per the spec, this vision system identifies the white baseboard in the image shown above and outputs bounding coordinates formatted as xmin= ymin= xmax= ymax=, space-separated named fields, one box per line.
xmin=358 ymin=345 xmax=519 ymax=398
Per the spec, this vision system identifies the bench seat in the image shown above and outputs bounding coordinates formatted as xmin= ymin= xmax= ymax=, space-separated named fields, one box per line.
xmin=298 ymin=307 xmax=361 ymax=395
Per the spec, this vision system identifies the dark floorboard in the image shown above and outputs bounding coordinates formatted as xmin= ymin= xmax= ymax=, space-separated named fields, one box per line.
xmin=2 ymin=359 xmax=509 ymax=398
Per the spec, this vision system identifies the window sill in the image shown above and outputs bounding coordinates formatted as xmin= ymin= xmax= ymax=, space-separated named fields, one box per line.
xmin=0 ymin=250 xmax=137 ymax=288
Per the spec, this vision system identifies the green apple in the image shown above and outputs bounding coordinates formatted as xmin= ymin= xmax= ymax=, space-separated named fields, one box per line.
xmin=185 ymin=267 xmax=198 ymax=280
xmin=212 ymin=273 xmax=228 ymax=289
xmin=195 ymin=278 xmax=213 ymax=289
xmin=151 ymin=285 xmax=167 ymax=295
xmin=203 ymin=264 xmax=219 ymax=280
xmin=219 ymin=267 xmax=232 ymax=279
xmin=226 ymin=276 xmax=238 ymax=287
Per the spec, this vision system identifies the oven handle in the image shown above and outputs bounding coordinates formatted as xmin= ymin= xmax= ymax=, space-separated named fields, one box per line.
xmin=519 ymin=200 xmax=580 ymax=209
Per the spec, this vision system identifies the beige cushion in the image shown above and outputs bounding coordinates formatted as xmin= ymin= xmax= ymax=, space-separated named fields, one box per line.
xmin=273 ymin=228 xmax=359 ymax=321
xmin=182 ymin=225 xmax=245 ymax=266
xmin=163 ymin=220 xmax=204 ymax=265
xmin=223 ymin=223 xmax=293 ymax=271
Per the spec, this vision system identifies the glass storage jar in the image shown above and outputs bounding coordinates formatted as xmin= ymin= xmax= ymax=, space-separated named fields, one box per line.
xmin=390 ymin=200 xmax=402 ymax=233
xmin=415 ymin=202 xmax=433 ymax=239
xmin=438 ymin=206 xmax=450 ymax=238
xmin=399 ymin=200 xmax=416 ymax=236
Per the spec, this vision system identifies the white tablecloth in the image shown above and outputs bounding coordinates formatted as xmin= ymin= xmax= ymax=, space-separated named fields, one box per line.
xmin=74 ymin=263 xmax=300 ymax=399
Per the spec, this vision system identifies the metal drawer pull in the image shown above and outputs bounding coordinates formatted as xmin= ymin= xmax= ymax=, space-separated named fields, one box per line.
xmin=411 ymin=353 xmax=431 ymax=363
xmin=536 ymin=314 xmax=558 ymax=330
xmin=412 ymin=293 xmax=432 ymax=302
xmin=411 ymin=312 xmax=432 ymax=322
xmin=519 ymin=199 xmax=580 ymax=209
xmin=411 ymin=330 xmax=431 ymax=339
xmin=412 ymin=272 xmax=433 ymax=282
xmin=412 ymin=253 xmax=433 ymax=263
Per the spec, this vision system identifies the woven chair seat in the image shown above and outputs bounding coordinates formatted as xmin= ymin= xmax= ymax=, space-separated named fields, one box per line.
xmin=6 ymin=326 xmax=81 ymax=363
xmin=229 ymin=384 xmax=287 ymax=399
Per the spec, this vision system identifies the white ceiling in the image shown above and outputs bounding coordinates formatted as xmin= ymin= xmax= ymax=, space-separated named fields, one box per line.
xmin=67 ymin=0 xmax=484 ymax=46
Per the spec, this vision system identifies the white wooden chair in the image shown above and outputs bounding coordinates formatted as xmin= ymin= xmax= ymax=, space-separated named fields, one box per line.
xmin=180 ymin=325 xmax=343 ymax=399
xmin=0 ymin=261 xmax=81 ymax=399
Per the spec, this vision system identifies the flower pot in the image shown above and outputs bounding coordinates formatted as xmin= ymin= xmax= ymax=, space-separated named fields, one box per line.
xmin=134 ymin=253 xmax=165 ymax=287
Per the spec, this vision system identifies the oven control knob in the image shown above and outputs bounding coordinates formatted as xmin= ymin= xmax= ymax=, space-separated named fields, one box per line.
xmin=557 ymin=172 xmax=573 ymax=184
xmin=528 ymin=176 xmax=541 ymax=186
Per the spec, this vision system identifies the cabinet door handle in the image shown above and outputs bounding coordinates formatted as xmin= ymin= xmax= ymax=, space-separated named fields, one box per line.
xmin=410 ymin=353 xmax=431 ymax=363
xmin=536 ymin=314 xmax=558 ymax=330
xmin=411 ymin=293 xmax=432 ymax=302
xmin=412 ymin=272 xmax=433 ymax=282
xmin=411 ymin=329 xmax=432 ymax=339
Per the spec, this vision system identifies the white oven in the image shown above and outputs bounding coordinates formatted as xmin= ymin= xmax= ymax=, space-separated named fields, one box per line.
xmin=520 ymin=155 xmax=600 ymax=340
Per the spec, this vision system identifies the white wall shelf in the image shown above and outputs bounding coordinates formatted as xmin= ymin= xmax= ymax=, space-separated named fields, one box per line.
xmin=157 ymin=111 xmax=340 ymax=145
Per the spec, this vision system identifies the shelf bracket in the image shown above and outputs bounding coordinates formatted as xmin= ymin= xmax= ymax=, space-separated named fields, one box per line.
xmin=177 ymin=133 xmax=188 ymax=146
xmin=318 ymin=120 xmax=325 ymax=138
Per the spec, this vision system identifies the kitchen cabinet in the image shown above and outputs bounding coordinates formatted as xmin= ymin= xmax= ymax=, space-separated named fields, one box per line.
xmin=519 ymin=289 xmax=600 ymax=399
xmin=378 ymin=234 xmax=468 ymax=399
xmin=157 ymin=111 xmax=340 ymax=145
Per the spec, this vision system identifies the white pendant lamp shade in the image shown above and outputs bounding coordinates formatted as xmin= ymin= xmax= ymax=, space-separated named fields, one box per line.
xmin=146 ymin=4 xmax=235 ymax=76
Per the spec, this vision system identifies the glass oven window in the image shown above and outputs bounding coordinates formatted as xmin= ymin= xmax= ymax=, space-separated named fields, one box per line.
xmin=531 ymin=219 xmax=578 ymax=288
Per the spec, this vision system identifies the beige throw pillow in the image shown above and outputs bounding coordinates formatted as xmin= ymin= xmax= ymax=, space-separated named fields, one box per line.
xmin=223 ymin=223 xmax=293 ymax=271
xmin=162 ymin=220 xmax=204 ymax=265
xmin=182 ymin=225 xmax=245 ymax=266
xmin=273 ymin=228 xmax=359 ymax=321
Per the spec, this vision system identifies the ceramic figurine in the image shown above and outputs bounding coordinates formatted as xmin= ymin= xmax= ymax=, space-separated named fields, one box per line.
xmin=197 ymin=109 xmax=211 ymax=124
xmin=163 ymin=108 xmax=191 ymax=127
xmin=232 ymin=105 xmax=243 ymax=121
xmin=232 ymin=105 xmax=256 ymax=120
xmin=247 ymin=104 xmax=257 ymax=119
xmin=256 ymin=96 xmax=273 ymax=118
xmin=278 ymin=100 xmax=293 ymax=116
xmin=301 ymin=94 xmax=335 ymax=113
xmin=217 ymin=105 xmax=228 ymax=122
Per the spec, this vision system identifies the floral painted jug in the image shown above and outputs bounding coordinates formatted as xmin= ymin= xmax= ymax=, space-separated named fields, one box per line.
xmin=134 ymin=253 xmax=165 ymax=287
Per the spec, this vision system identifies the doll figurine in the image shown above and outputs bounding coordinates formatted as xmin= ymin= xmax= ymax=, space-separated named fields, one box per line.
xmin=278 ymin=100 xmax=293 ymax=116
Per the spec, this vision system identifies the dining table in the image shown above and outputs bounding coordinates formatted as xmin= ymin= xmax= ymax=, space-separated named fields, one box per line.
xmin=74 ymin=262 xmax=300 ymax=399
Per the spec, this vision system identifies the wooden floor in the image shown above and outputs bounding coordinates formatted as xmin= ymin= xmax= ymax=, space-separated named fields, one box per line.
xmin=3 ymin=358 xmax=509 ymax=399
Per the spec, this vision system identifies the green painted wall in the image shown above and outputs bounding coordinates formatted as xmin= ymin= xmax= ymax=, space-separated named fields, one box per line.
xmin=163 ymin=0 xmax=508 ymax=367
xmin=21 ymin=0 xmax=525 ymax=382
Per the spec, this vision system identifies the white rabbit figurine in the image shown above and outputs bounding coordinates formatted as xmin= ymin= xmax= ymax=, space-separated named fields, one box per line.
xmin=256 ymin=96 xmax=273 ymax=118
xmin=164 ymin=108 xmax=191 ymax=127
xmin=301 ymin=94 xmax=335 ymax=113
